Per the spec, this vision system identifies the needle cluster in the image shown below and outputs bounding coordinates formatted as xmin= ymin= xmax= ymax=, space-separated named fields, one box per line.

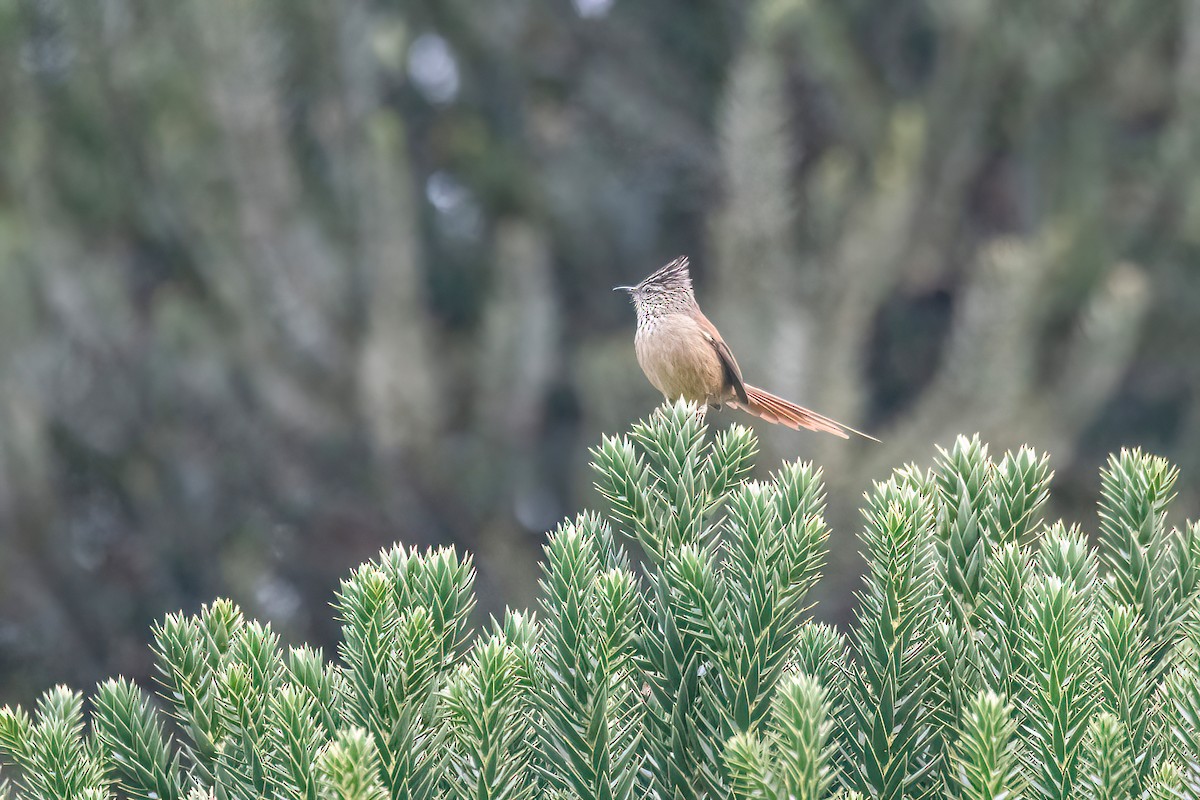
xmin=0 ymin=402 xmax=1198 ymax=800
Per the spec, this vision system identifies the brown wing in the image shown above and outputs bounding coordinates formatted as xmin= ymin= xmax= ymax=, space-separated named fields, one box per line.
xmin=696 ymin=312 xmax=748 ymax=404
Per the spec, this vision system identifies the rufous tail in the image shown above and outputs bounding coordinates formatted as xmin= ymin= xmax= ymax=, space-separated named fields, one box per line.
xmin=729 ymin=384 xmax=879 ymax=441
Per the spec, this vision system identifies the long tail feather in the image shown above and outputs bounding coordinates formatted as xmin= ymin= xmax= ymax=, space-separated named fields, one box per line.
xmin=728 ymin=384 xmax=879 ymax=441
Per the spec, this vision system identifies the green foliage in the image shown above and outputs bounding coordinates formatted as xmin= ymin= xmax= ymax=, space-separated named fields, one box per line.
xmin=948 ymin=692 xmax=1022 ymax=800
xmin=975 ymin=543 xmax=1035 ymax=714
xmin=1098 ymin=450 xmax=1195 ymax=664
xmin=92 ymin=678 xmax=184 ymax=800
xmin=316 ymin=729 xmax=389 ymax=800
xmin=536 ymin=515 xmax=642 ymax=800
xmin=1079 ymin=713 xmax=1134 ymax=800
xmin=0 ymin=687 xmax=106 ymax=800
xmin=1146 ymin=759 xmax=1188 ymax=800
xmin=443 ymin=616 xmax=537 ymax=800
xmin=1019 ymin=532 xmax=1098 ymax=800
xmin=0 ymin=402 xmax=1199 ymax=800
xmin=1093 ymin=601 xmax=1155 ymax=795
xmin=1158 ymin=630 xmax=1200 ymax=794
xmin=844 ymin=464 xmax=945 ymax=800
xmin=334 ymin=545 xmax=474 ymax=800
xmin=724 ymin=673 xmax=836 ymax=800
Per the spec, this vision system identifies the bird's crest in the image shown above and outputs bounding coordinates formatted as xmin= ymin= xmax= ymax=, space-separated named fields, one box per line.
xmin=638 ymin=256 xmax=693 ymax=294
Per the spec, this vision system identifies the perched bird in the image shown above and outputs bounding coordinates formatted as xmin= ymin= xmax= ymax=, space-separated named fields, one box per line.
xmin=616 ymin=256 xmax=876 ymax=440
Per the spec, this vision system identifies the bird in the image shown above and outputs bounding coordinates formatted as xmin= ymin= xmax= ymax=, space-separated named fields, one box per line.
xmin=615 ymin=256 xmax=877 ymax=441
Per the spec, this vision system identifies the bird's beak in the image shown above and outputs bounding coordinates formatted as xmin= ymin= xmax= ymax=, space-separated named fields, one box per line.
xmin=613 ymin=285 xmax=634 ymax=292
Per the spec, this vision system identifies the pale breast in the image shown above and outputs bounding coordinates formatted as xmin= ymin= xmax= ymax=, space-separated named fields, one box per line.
xmin=634 ymin=313 xmax=724 ymax=404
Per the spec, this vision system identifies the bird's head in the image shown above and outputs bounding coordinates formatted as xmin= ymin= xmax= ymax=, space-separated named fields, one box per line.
xmin=614 ymin=256 xmax=695 ymax=317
